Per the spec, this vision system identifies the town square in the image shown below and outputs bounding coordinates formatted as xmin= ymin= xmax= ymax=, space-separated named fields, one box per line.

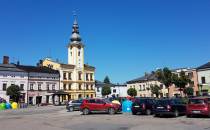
xmin=0 ymin=0 xmax=210 ymax=130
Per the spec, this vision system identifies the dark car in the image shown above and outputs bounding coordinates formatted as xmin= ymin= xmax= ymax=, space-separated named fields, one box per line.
xmin=66 ymin=99 xmax=83 ymax=112
xmin=80 ymin=98 xmax=121 ymax=115
xmin=131 ymin=97 xmax=156 ymax=115
xmin=154 ymin=98 xmax=186 ymax=117
xmin=186 ymin=97 xmax=210 ymax=117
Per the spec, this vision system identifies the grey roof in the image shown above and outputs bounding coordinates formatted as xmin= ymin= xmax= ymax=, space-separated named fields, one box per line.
xmin=127 ymin=73 xmax=157 ymax=84
xmin=16 ymin=65 xmax=59 ymax=74
xmin=197 ymin=62 xmax=210 ymax=70
xmin=95 ymin=80 xmax=115 ymax=88
xmin=0 ymin=64 xmax=25 ymax=72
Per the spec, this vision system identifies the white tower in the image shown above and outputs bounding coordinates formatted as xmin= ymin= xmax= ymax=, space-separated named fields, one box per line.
xmin=68 ymin=16 xmax=84 ymax=69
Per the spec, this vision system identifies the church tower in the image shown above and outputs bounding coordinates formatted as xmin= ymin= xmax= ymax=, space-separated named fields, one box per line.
xmin=68 ymin=15 xmax=84 ymax=69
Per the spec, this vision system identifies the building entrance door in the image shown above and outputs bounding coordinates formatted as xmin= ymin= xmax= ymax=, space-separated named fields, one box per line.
xmin=36 ymin=96 xmax=42 ymax=105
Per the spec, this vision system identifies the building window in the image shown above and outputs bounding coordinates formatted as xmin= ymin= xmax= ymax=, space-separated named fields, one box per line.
xmin=47 ymin=84 xmax=50 ymax=90
xmin=86 ymin=74 xmax=89 ymax=81
xmin=91 ymin=85 xmax=93 ymax=90
xmin=160 ymin=84 xmax=163 ymax=89
xmin=139 ymin=85 xmax=142 ymax=91
xmin=90 ymin=74 xmax=93 ymax=81
xmin=3 ymin=83 xmax=7 ymax=91
xmin=78 ymin=84 xmax=82 ymax=90
xmin=86 ymin=84 xmax=89 ymax=90
xmin=38 ymin=84 xmax=42 ymax=90
xmin=113 ymin=89 xmax=116 ymax=93
xmin=78 ymin=72 xmax=82 ymax=80
xmin=52 ymin=84 xmax=55 ymax=90
xmin=143 ymin=85 xmax=145 ymax=91
xmin=63 ymin=73 xmax=67 ymax=80
xmin=20 ymin=84 xmax=24 ymax=90
xmin=97 ymin=87 xmax=100 ymax=92
xmin=63 ymin=84 xmax=66 ymax=90
xmin=69 ymin=84 xmax=72 ymax=90
xmin=91 ymin=94 xmax=93 ymax=98
xmin=78 ymin=51 xmax=80 ymax=56
xmin=201 ymin=77 xmax=206 ymax=84
xmin=30 ymin=84 xmax=33 ymax=90
xmin=68 ymin=73 xmax=72 ymax=80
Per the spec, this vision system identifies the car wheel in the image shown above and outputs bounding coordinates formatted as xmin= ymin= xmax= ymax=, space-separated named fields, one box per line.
xmin=132 ymin=111 xmax=137 ymax=115
xmin=154 ymin=114 xmax=159 ymax=117
xmin=108 ymin=108 xmax=115 ymax=115
xmin=174 ymin=110 xmax=179 ymax=117
xmin=146 ymin=109 xmax=152 ymax=115
xmin=186 ymin=114 xmax=191 ymax=118
xmin=82 ymin=108 xmax=89 ymax=115
xmin=69 ymin=107 xmax=73 ymax=112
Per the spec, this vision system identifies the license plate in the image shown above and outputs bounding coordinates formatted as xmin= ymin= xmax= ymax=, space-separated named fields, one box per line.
xmin=192 ymin=111 xmax=201 ymax=114
xmin=134 ymin=106 xmax=140 ymax=108
xmin=157 ymin=107 xmax=164 ymax=109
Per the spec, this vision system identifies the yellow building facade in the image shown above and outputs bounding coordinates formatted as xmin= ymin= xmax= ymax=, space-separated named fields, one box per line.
xmin=42 ymin=17 xmax=95 ymax=100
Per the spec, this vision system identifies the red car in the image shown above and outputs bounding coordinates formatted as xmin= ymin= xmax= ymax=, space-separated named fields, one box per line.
xmin=186 ymin=97 xmax=210 ymax=117
xmin=80 ymin=98 xmax=121 ymax=115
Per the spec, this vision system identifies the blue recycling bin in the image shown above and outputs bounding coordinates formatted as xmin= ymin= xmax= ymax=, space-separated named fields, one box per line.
xmin=122 ymin=100 xmax=132 ymax=113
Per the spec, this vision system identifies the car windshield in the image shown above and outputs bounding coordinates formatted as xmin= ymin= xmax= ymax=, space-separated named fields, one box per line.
xmin=189 ymin=99 xmax=206 ymax=104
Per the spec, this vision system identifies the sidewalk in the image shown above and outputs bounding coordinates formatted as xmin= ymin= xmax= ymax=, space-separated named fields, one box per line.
xmin=0 ymin=105 xmax=65 ymax=117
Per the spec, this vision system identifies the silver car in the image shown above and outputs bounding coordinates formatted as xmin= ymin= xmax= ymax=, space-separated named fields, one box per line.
xmin=66 ymin=99 xmax=83 ymax=112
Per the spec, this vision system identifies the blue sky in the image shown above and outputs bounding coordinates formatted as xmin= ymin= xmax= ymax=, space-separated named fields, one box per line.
xmin=0 ymin=0 xmax=210 ymax=83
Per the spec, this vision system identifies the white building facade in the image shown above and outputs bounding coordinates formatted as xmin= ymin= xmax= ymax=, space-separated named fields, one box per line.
xmin=127 ymin=73 xmax=168 ymax=97
xmin=95 ymin=80 xmax=127 ymax=98
xmin=16 ymin=65 xmax=60 ymax=105
xmin=197 ymin=62 xmax=210 ymax=95
xmin=0 ymin=63 xmax=28 ymax=103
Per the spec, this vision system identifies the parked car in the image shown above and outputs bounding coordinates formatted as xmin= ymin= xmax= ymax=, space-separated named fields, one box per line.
xmin=186 ymin=97 xmax=210 ymax=117
xmin=80 ymin=98 xmax=121 ymax=115
xmin=154 ymin=98 xmax=186 ymax=117
xmin=131 ymin=97 xmax=156 ymax=115
xmin=66 ymin=99 xmax=83 ymax=112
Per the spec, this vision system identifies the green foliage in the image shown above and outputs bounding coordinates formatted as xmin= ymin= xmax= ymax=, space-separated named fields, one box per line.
xmin=172 ymin=71 xmax=191 ymax=96
xmin=104 ymin=76 xmax=110 ymax=84
xmin=127 ymin=88 xmax=137 ymax=97
xmin=156 ymin=67 xmax=173 ymax=88
xmin=6 ymin=85 xmax=21 ymax=102
xmin=101 ymin=85 xmax=111 ymax=96
xmin=150 ymin=85 xmax=161 ymax=97
xmin=184 ymin=87 xmax=194 ymax=96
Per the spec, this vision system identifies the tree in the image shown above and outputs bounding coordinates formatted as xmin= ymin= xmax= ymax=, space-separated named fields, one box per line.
xmin=155 ymin=67 xmax=173 ymax=97
xmin=151 ymin=85 xmax=161 ymax=98
xmin=127 ymin=88 xmax=137 ymax=97
xmin=6 ymin=85 xmax=21 ymax=102
xmin=184 ymin=87 xmax=194 ymax=96
xmin=172 ymin=71 xmax=190 ymax=96
xmin=101 ymin=85 xmax=111 ymax=97
xmin=104 ymin=76 xmax=110 ymax=84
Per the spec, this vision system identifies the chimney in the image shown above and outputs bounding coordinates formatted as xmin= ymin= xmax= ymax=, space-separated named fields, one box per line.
xmin=3 ymin=56 xmax=9 ymax=64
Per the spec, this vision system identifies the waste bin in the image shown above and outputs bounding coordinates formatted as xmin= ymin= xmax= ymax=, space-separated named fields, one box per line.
xmin=122 ymin=100 xmax=132 ymax=113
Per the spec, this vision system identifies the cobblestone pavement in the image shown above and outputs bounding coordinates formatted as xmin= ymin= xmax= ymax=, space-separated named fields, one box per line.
xmin=0 ymin=107 xmax=210 ymax=130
